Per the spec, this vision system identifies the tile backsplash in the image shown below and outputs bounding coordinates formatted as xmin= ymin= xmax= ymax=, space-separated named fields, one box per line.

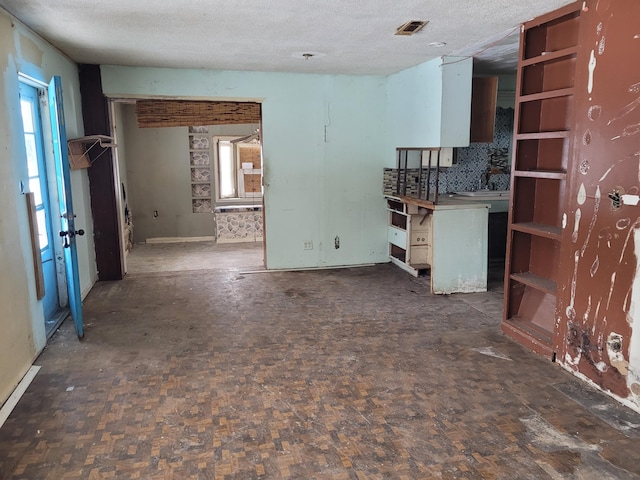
xmin=384 ymin=107 xmax=514 ymax=195
xmin=215 ymin=210 xmax=263 ymax=243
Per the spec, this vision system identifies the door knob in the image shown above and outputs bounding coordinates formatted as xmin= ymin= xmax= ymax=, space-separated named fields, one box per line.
xmin=60 ymin=229 xmax=84 ymax=238
xmin=59 ymin=229 xmax=85 ymax=247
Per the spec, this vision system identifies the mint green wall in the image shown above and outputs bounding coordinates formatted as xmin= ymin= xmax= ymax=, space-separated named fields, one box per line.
xmin=101 ymin=66 xmax=390 ymax=269
xmin=0 ymin=9 xmax=95 ymax=405
xmin=319 ymin=75 xmax=389 ymax=267
xmin=387 ymin=56 xmax=472 ymax=155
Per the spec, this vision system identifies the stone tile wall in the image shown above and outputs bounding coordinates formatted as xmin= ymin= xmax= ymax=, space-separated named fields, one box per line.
xmin=215 ymin=210 xmax=263 ymax=243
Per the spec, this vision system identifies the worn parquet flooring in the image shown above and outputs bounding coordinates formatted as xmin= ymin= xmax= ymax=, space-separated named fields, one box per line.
xmin=1 ymin=242 xmax=639 ymax=479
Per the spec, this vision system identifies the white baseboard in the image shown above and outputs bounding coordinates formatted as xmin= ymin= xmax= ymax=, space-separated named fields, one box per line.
xmin=145 ymin=236 xmax=216 ymax=244
xmin=81 ymin=277 xmax=97 ymax=300
xmin=0 ymin=366 xmax=41 ymax=429
xmin=241 ymin=263 xmax=374 ymax=274
xmin=216 ymin=237 xmax=263 ymax=244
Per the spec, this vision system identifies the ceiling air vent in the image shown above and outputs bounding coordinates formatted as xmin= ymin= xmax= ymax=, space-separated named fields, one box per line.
xmin=395 ymin=20 xmax=429 ymax=36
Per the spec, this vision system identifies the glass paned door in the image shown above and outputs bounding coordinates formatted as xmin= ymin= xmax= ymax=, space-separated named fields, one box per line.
xmin=19 ymin=82 xmax=60 ymax=326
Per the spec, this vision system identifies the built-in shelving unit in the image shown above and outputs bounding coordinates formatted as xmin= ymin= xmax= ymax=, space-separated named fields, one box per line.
xmin=188 ymin=126 xmax=213 ymax=213
xmin=502 ymin=2 xmax=581 ymax=357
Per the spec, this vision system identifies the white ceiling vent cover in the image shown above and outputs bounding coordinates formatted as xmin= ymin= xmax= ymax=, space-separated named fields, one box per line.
xmin=395 ymin=20 xmax=429 ymax=36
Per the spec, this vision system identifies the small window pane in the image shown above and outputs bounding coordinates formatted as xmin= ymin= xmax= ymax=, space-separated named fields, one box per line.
xmin=24 ymin=133 xmax=39 ymax=177
xmin=29 ymin=178 xmax=43 ymax=206
xmin=36 ymin=209 xmax=48 ymax=250
xmin=20 ymin=99 xmax=34 ymax=134
xmin=218 ymin=142 xmax=235 ymax=198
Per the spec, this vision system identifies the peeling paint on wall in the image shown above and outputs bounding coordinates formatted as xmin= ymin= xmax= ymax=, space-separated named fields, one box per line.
xmin=587 ymin=49 xmax=596 ymax=94
xmin=580 ymin=186 xmax=599 ymax=257
xmin=606 ymin=332 xmax=629 ymax=375
xmin=627 ymin=228 xmax=640 ymax=407
xmin=555 ymin=0 xmax=639 ymax=410
xmin=577 ymin=183 xmax=587 ymax=204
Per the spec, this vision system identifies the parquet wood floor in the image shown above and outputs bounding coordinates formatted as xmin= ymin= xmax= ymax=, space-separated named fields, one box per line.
xmin=1 ymin=242 xmax=639 ymax=479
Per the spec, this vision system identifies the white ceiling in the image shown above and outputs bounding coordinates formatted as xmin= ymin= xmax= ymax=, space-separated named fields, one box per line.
xmin=1 ymin=0 xmax=572 ymax=76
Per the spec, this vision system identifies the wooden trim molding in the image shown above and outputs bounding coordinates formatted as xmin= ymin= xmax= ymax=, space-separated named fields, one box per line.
xmin=25 ymin=193 xmax=45 ymax=300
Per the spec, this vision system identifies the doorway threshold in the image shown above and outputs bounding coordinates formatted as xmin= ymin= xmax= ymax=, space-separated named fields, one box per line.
xmin=45 ymin=309 xmax=69 ymax=340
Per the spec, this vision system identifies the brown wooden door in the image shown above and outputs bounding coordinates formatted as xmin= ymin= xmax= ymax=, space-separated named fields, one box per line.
xmin=555 ymin=0 xmax=640 ymax=400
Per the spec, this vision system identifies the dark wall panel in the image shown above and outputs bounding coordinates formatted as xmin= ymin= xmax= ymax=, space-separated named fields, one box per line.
xmin=78 ymin=64 xmax=124 ymax=281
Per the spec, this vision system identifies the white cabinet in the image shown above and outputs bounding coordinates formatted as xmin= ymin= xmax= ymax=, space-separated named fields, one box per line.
xmin=386 ymin=196 xmax=488 ymax=294
xmin=387 ymin=198 xmax=433 ymax=276
xmin=421 ymin=147 xmax=453 ymax=168
xmin=387 ymin=56 xmax=473 ymax=148
xmin=388 ymin=226 xmax=407 ymax=249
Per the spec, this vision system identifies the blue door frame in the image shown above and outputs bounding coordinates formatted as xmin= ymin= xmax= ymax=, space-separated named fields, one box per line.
xmin=48 ymin=76 xmax=84 ymax=339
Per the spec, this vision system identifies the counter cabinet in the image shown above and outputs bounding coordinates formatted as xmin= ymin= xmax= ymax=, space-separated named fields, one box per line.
xmin=386 ymin=196 xmax=488 ymax=294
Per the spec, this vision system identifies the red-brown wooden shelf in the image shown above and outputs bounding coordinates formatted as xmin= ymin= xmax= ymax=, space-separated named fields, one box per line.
xmin=510 ymin=272 xmax=557 ymax=295
xmin=515 ymin=131 xmax=570 ymax=141
xmin=521 ymin=46 xmax=578 ymax=66
xmin=513 ymin=170 xmax=566 ymax=180
xmin=511 ymin=222 xmax=562 ymax=240
xmin=519 ymin=87 xmax=575 ymax=103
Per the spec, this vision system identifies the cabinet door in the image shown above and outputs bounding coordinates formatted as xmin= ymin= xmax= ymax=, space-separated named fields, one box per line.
xmin=554 ymin=0 xmax=640 ymax=401
xmin=470 ymin=77 xmax=498 ymax=143
xmin=410 ymin=245 xmax=431 ymax=265
xmin=410 ymin=213 xmax=431 ymax=246
xmin=388 ymin=226 xmax=407 ymax=249
xmin=421 ymin=148 xmax=454 ymax=168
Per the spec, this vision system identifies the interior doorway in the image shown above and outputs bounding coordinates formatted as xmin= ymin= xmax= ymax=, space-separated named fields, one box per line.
xmin=109 ymin=99 xmax=266 ymax=271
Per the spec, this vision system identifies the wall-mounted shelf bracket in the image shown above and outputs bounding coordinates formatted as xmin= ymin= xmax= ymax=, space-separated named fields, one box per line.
xmin=67 ymin=135 xmax=117 ymax=170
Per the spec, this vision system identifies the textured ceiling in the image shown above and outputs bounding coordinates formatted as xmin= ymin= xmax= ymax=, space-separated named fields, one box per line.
xmin=0 ymin=0 xmax=573 ymax=75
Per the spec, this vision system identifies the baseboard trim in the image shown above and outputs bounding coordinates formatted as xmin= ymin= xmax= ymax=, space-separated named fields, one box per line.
xmin=0 ymin=366 xmax=41 ymax=429
xmin=216 ymin=237 xmax=263 ymax=244
xmin=145 ymin=236 xmax=216 ymax=244
xmin=81 ymin=277 xmax=97 ymax=300
xmin=241 ymin=263 xmax=375 ymax=274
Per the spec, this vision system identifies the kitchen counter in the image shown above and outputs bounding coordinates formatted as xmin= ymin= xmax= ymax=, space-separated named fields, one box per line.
xmin=447 ymin=193 xmax=509 ymax=213
xmin=391 ymin=194 xmax=489 ymax=210
xmin=390 ymin=193 xmax=509 ymax=213
xmin=385 ymin=195 xmax=488 ymax=293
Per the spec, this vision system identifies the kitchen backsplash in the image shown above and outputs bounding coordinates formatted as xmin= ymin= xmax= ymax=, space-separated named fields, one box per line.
xmin=384 ymin=107 xmax=514 ymax=195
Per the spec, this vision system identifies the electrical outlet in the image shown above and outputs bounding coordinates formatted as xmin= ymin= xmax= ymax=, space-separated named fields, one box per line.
xmin=303 ymin=240 xmax=313 ymax=250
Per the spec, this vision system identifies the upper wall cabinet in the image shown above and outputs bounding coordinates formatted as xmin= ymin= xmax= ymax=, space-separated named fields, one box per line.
xmin=470 ymin=77 xmax=498 ymax=143
xmin=388 ymin=56 xmax=473 ymax=148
